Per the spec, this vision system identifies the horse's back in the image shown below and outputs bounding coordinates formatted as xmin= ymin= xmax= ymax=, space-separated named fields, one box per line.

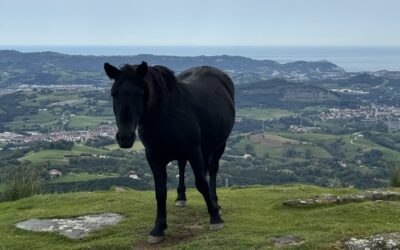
xmin=177 ymin=66 xmax=234 ymax=101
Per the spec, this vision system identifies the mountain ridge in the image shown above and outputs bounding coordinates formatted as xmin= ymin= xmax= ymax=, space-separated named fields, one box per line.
xmin=0 ymin=50 xmax=347 ymax=86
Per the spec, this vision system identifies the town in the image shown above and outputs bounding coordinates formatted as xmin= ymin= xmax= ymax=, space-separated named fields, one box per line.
xmin=0 ymin=126 xmax=117 ymax=145
xmin=319 ymin=105 xmax=400 ymax=121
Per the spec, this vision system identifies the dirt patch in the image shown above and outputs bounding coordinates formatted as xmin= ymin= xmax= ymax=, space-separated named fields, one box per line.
xmin=271 ymin=235 xmax=304 ymax=247
xmin=250 ymin=134 xmax=299 ymax=147
xmin=132 ymin=209 xmax=205 ymax=249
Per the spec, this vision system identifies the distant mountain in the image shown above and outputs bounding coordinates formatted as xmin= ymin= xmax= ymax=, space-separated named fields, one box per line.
xmin=0 ymin=50 xmax=348 ymax=86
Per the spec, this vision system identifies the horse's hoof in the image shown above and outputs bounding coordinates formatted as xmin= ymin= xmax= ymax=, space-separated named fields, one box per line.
xmin=209 ymin=223 xmax=224 ymax=231
xmin=175 ymin=200 xmax=187 ymax=207
xmin=147 ymin=235 xmax=164 ymax=244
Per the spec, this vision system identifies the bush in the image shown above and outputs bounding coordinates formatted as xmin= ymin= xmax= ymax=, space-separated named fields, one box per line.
xmin=3 ymin=165 xmax=42 ymax=201
xmin=389 ymin=162 xmax=400 ymax=187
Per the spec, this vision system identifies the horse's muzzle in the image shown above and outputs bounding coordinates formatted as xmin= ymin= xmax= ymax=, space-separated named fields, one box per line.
xmin=116 ymin=132 xmax=136 ymax=148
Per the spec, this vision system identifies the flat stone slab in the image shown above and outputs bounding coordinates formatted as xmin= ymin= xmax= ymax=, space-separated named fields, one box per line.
xmin=283 ymin=191 xmax=400 ymax=207
xmin=272 ymin=235 xmax=304 ymax=246
xmin=343 ymin=232 xmax=400 ymax=249
xmin=16 ymin=212 xmax=123 ymax=239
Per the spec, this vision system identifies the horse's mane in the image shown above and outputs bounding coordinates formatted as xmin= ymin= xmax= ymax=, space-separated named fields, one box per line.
xmin=120 ymin=64 xmax=177 ymax=107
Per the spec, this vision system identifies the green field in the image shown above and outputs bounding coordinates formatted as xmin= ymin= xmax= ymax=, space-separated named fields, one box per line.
xmin=236 ymin=108 xmax=295 ymax=120
xmin=35 ymin=93 xmax=81 ymax=103
xmin=13 ymin=110 xmax=58 ymax=123
xmin=6 ymin=110 xmax=59 ymax=130
xmin=68 ymin=115 xmax=114 ymax=130
xmin=234 ymin=133 xmax=332 ymax=159
xmin=277 ymin=132 xmax=340 ymax=142
xmin=277 ymin=132 xmax=400 ymax=161
xmin=2 ymin=185 xmax=400 ymax=249
xmin=19 ymin=144 xmax=108 ymax=164
xmin=104 ymin=142 xmax=145 ymax=151
xmin=49 ymin=172 xmax=119 ymax=184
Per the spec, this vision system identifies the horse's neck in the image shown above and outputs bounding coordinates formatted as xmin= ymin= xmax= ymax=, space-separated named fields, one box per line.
xmin=139 ymin=99 xmax=173 ymax=130
xmin=139 ymin=81 xmax=186 ymax=129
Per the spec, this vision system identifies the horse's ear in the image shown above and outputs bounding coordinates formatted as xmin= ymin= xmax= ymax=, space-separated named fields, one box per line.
xmin=104 ymin=63 xmax=121 ymax=79
xmin=137 ymin=61 xmax=148 ymax=77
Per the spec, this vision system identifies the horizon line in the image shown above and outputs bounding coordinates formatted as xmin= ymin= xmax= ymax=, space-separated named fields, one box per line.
xmin=1 ymin=44 xmax=400 ymax=48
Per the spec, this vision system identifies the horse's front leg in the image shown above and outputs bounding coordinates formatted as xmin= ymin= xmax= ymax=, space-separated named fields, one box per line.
xmin=175 ymin=159 xmax=187 ymax=207
xmin=146 ymin=153 xmax=168 ymax=244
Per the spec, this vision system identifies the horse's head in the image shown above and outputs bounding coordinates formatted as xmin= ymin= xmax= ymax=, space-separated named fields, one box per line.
xmin=104 ymin=61 xmax=148 ymax=148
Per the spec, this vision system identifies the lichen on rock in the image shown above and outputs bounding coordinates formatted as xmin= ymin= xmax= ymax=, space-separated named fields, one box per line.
xmin=15 ymin=212 xmax=123 ymax=239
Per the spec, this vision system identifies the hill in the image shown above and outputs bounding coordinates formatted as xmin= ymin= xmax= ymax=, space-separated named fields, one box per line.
xmin=236 ymin=79 xmax=340 ymax=108
xmin=0 ymin=50 xmax=347 ymax=86
xmin=1 ymin=185 xmax=400 ymax=249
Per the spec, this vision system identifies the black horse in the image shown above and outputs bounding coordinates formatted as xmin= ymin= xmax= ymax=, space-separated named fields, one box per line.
xmin=104 ymin=61 xmax=235 ymax=244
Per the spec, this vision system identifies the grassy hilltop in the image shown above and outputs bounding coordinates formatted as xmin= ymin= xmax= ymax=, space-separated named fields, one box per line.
xmin=1 ymin=185 xmax=400 ymax=249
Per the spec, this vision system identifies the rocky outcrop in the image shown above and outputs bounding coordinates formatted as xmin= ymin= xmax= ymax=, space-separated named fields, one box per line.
xmin=343 ymin=232 xmax=400 ymax=250
xmin=15 ymin=212 xmax=123 ymax=239
xmin=283 ymin=191 xmax=400 ymax=207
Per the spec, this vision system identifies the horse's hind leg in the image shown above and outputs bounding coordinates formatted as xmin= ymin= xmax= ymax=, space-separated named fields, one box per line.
xmin=175 ymin=159 xmax=187 ymax=207
xmin=189 ymin=146 xmax=223 ymax=231
xmin=209 ymin=143 xmax=226 ymax=212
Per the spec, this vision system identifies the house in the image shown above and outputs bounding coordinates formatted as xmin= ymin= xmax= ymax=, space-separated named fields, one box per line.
xmin=243 ymin=154 xmax=253 ymax=160
xmin=127 ymin=171 xmax=140 ymax=180
xmin=49 ymin=169 xmax=62 ymax=178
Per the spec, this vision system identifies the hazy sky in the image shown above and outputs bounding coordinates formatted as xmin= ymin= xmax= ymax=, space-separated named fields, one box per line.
xmin=1 ymin=0 xmax=399 ymax=46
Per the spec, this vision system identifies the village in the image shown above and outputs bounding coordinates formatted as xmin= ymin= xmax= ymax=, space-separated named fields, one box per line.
xmin=319 ymin=105 xmax=400 ymax=121
xmin=0 ymin=126 xmax=117 ymax=144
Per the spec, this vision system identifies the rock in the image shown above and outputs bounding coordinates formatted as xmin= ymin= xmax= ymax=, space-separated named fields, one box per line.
xmin=283 ymin=191 xmax=400 ymax=207
xmin=15 ymin=213 xmax=123 ymax=239
xmin=272 ymin=235 xmax=303 ymax=246
xmin=343 ymin=232 xmax=400 ymax=249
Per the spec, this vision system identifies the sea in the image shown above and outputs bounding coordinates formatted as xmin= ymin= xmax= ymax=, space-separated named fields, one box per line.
xmin=1 ymin=45 xmax=400 ymax=72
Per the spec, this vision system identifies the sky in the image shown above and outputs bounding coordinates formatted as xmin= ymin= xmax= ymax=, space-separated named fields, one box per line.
xmin=0 ymin=0 xmax=400 ymax=46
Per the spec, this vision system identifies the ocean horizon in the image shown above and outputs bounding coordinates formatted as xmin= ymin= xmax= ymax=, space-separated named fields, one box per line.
xmin=1 ymin=45 xmax=400 ymax=72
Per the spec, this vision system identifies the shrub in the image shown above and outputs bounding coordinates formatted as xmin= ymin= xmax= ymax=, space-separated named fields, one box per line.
xmin=3 ymin=165 xmax=42 ymax=201
xmin=389 ymin=162 xmax=400 ymax=187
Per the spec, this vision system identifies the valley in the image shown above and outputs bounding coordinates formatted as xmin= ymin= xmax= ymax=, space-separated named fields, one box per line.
xmin=1 ymin=51 xmax=400 ymax=194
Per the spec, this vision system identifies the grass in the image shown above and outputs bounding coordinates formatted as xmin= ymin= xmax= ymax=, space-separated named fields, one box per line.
xmin=2 ymin=165 xmax=41 ymax=201
xmin=2 ymin=185 xmax=400 ymax=249
xmin=49 ymin=173 xmax=119 ymax=184
xmin=236 ymin=108 xmax=295 ymax=120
